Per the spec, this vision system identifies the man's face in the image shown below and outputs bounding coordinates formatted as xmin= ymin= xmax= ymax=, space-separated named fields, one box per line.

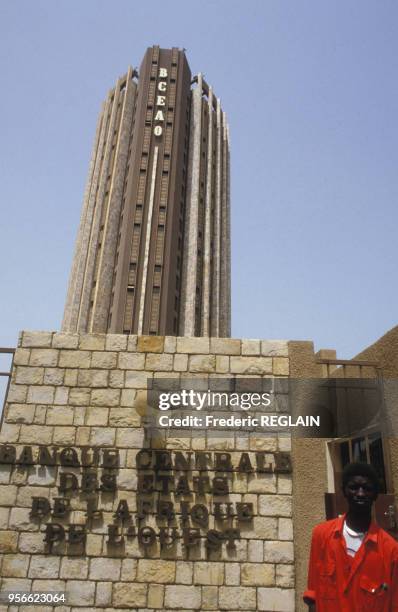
xmin=343 ymin=475 xmax=377 ymax=514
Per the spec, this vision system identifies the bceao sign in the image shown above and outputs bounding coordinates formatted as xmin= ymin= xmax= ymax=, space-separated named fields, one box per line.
xmin=153 ymin=68 xmax=168 ymax=137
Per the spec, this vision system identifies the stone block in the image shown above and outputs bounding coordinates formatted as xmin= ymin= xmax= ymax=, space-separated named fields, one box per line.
xmin=76 ymin=427 xmax=90 ymax=445
xmin=278 ymin=436 xmax=291 ymax=452
xmin=116 ymin=427 xmax=144 ymax=447
xmin=276 ymin=564 xmax=295 ymax=588
xmin=113 ymin=583 xmax=147 ymax=607
xmin=247 ymin=474 xmax=277 ymax=494
xmin=19 ymin=425 xmax=52 ymax=444
xmin=225 ymin=562 xmax=240 ymax=585
xmin=109 ymin=369 xmax=125 ymax=387
xmin=148 ymin=583 xmax=164 ymax=608
xmin=248 ymin=539 xmax=264 ymax=562
xmin=176 ymin=561 xmax=192 ymax=584
xmin=120 ymin=389 xmax=138 ymax=406
xmin=164 ymin=336 xmax=177 ymax=352
xmin=90 ymin=427 xmax=115 ymax=446
xmin=210 ymin=338 xmax=241 ymax=355
xmin=177 ymin=337 xmax=210 ymax=354
xmin=16 ymin=485 xmax=49 ymax=507
xmin=137 ymin=559 xmax=175 ymax=583
xmin=146 ymin=353 xmax=173 ymax=371
xmin=201 ymin=585 xmax=218 ymax=610
xmin=46 ymin=406 xmax=74 ymax=425
xmin=86 ymin=407 xmax=109 ymax=426
xmin=0 ymin=422 xmax=20 ymax=443
xmin=279 ymin=518 xmax=293 ymax=541
xmin=78 ymin=369 xmax=109 ymax=387
xmin=242 ymin=339 xmax=260 ymax=355
xmin=241 ymin=517 xmax=278 ymax=540
xmin=26 ymin=385 xmax=55 ymax=404
xmin=64 ymin=369 xmax=78 ymax=386
xmin=69 ymin=388 xmax=91 ymax=405
xmin=174 ymin=353 xmax=188 ymax=371
xmin=194 ymin=561 xmax=224 ymax=585
xmin=1 ymin=578 xmax=32 ymax=593
xmin=137 ymin=335 xmax=164 ymax=353
xmin=60 ymin=557 xmax=89 ymax=579
xmin=6 ymin=404 xmax=35 ymax=424
xmin=96 ymin=581 xmax=112 ymax=606
xmin=263 ymin=541 xmax=294 ymax=563
xmin=0 ymin=530 xmax=18 ymax=552
xmin=54 ymin=387 xmax=69 ymax=406
xmin=118 ymin=352 xmax=145 ymax=370
xmin=7 ymin=384 xmax=27 ymax=403
xmin=15 ymin=366 xmax=44 ymax=385
xmin=230 ymin=357 xmax=272 ymax=375
xmin=9 ymin=507 xmax=39 ymax=531
xmin=91 ymin=389 xmax=120 ymax=406
xmin=125 ymin=371 xmax=149 ymax=388
xmin=18 ymin=532 xmax=45 ymax=553
xmin=79 ymin=334 xmax=106 ymax=351
xmin=65 ymin=580 xmax=95 ymax=606
xmin=52 ymin=332 xmax=79 ymax=349
xmin=109 ymin=408 xmax=140 ymax=427
xmin=2 ymin=554 xmax=30 ymax=577
xmin=105 ymin=334 xmax=127 ymax=351
xmin=29 ymin=555 xmax=60 ymax=578
xmin=219 ymin=587 xmax=256 ymax=610
xmin=261 ymin=341 xmax=289 ymax=357
xmin=13 ymin=348 xmax=31 ymax=365
xmin=241 ymin=563 xmax=274 ymax=586
xmin=89 ymin=557 xmax=121 ymax=580
xmin=90 ymin=351 xmax=117 ymax=369
xmin=22 ymin=331 xmax=52 ymax=348
xmin=127 ymin=335 xmax=138 ymax=351
xmin=259 ymin=495 xmax=292 ymax=517
xmin=0 ymin=507 xmax=9 ymax=528
xmin=189 ymin=355 xmax=216 ymax=373
xmin=164 ymin=585 xmax=201 ymax=609
xmin=120 ymin=558 xmax=137 ymax=581
xmin=53 ymin=426 xmax=75 ymax=445
xmin=273 ymin=357 xmax=289 ymax=376
xmin=59 ymin=350 xmax=91 ymax=368
xmin=249 ymin=436 xmax=278 ymax=452
xmin=216 ymin=355 xmax=229 ymax=373
xmin=86 ymin=533 xmax=103 ymax=556
xmin=29 ymin=349 xmax=59 ymax=367
xmin=258 ymin=587 xmax=295 ymax=611
xmin=277 ymin=474 xmax=292 ymax=494
xmin=44 ymin=368 xmax=65 ymax=385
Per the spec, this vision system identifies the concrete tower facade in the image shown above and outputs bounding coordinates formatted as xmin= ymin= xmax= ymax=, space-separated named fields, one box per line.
xmin=62 ymin=46 xmax=230 ymax=337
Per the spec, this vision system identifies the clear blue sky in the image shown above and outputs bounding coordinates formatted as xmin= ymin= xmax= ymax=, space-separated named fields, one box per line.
xmin=1 ymin=0 xmax=397 ymax=361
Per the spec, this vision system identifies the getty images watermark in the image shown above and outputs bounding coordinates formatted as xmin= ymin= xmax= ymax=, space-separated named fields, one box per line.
xmin=154 ymin=388 xmax=320 ymax=430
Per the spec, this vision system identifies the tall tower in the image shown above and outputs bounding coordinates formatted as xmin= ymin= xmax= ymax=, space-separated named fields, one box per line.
xmin=62 ymin=46 xmax=230 ymax=337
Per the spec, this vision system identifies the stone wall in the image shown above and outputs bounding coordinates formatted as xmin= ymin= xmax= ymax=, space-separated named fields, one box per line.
xmin=0 ymin=331 xmax=293 ymax=611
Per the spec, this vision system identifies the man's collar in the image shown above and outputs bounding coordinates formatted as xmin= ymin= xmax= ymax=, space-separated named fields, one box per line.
xmin=333 ymin=513 xmax=379 ymax=543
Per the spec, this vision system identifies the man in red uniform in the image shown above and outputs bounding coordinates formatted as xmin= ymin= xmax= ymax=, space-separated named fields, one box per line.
xmin=304 ymin=462 xmax=398 ymax=611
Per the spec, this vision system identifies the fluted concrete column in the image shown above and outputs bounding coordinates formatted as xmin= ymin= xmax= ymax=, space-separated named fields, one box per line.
xmin=62 ymin=96 xmax=111 ymax=332
xmin=210 ymin=97 xmax=223 ymax=337
xmin=90 ymin=69 xmax=136 ymax=332
xmin=201 ymin=87 xmax=213 ymax=336
xmin=180 ymin=74 xmax=203 ymax=336
xmin=220 ymin=117 xmax=231 ymax=336
xmin=76 ymin=78 xmax=124 ymax=332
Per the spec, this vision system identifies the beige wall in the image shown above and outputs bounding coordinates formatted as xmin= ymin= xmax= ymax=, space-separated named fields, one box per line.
xmin=0 ymin=331 xmax=293 ymax=611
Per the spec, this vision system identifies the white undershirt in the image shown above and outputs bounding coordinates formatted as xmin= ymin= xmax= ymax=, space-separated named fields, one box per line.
xmin=343 ymin=521 xmax=366 ymax=557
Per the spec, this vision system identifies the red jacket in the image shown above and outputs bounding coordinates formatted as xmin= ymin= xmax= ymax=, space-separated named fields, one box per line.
xmin=304 ymin=514 xmax=398 ymax=611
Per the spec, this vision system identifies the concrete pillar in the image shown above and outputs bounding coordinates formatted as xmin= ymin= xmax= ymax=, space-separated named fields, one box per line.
xmin=180 ymin=74 xmax=203 ymax=336
xmin=90 ymin=70 xmax=136 ymax=332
